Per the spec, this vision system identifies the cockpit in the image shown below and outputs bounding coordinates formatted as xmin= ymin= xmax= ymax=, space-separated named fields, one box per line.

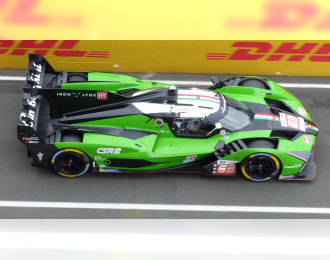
xmin=168 ymin=89 xmax=254 ymax=138
xmin=131 ymin=87 xmax=254 ymax=138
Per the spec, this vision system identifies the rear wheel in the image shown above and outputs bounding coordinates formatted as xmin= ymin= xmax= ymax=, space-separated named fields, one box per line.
xmin=241 ymin=153 xmax=281 ymax=182
xmin=238 ymin=79 xmax=269 ymax=89
xmin=51 ymin=149 xmax=90 ymax=177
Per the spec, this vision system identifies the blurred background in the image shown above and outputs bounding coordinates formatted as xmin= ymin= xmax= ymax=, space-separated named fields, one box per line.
xmin=0 ymin=0 xmax=330 ymax=40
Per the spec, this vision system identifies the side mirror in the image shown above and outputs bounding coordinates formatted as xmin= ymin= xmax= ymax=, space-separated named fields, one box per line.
xmin=210 ymin=75 xmax=220 ymax=85
xmin=215 ymin=122 xmax=223 ymax=129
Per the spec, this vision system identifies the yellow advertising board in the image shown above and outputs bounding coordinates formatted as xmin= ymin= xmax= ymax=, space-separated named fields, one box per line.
xmin=1 ymin=0 xmax=330 ymax=40
xmin=1 ymin=40 xmax=330 ymax=76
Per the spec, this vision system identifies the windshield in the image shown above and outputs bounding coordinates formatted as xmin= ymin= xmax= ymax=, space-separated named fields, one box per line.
xmin=207 ymin=96 xmax=254 ymax=132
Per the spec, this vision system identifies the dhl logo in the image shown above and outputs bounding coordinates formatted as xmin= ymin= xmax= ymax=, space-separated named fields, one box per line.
xmin=206 ymin=42 xmax=330 ymax=62
xmin=0 ymin=0 xmax=82 ymax=26
xmin=0 ymin=40 xmax=109 ymax=58
xmin=227 ymin=0 xmax=330 ymax=31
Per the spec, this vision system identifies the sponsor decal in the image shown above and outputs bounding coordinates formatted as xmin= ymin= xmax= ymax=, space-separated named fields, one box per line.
xmin=27 ymin=110 xmax=35 ymax=120
xmin=280 ymin=175 xmax=295 ymax=179
xmin=104 ymin=159 xmax=111 ymax=165
xmin=235 ymin=156 xmax=239 ymax=160
xmin=20 ymin=112 xmax=34 ymax=127
xmin=224 ymin=133 xmax=229 ymax=139
xmin=97 ymin=92 xmax=107 ymax=100
xmin=32 ymin=62 xmax=42 ymax=73
xmin=27 ymin=63 xmax=43 ymax=88
xmin=183 ymin=155 xmax=197 ymax=164
xmin=31 ymin=73 xmax=41 ymax=84
xmin=37 ymin=152 xmax=43 ymax=161
xmin=220 ymin=129 xmax=227 ymax=136
xmin=303 ymin=136 xmax=312 ymax=145
xmin=298 ymin=107 xmax=307 ymax=116
xmin=56 ymin=92 xmax=98 ymax=98
xmin=26 ymin=97 xmax=37 ymax=108
xmin=279 ymin=113 xmax=305 ymax=132
xmin=284 ymin=164 xmax=302 ymax=169
xmin=206 ymin=41 xmax=330 ymax=63
xmin=254 ymin=113 xmax=280 ymax=121
xmin=217 ymin=160 xmax=238 ymax=164
xmin=99 ymin=169 xmax=121 ymax=172
xmin=0 ymin=40 xmax=109 ymax=58
xmin=20 ymin=96 xmax=38 ymax=127
xmin=99 ymin=164 xmax=106 ymax=167
xmin=172 ymin=107 xmax=197 ymax=113
xmin=159 ymin=130 xmax=171 ymax=134
xmin=94 ymin=156 xmax=106 ymax=161
xmin=23 ymin=136 xmax=39 ymax=144
xmin=97 ymin=148 xmax=122 ymax=154
xmin=214 ymin=160 xmax=237 ymax=175
xmin=56 ymin=93 xmax=72 ymax=97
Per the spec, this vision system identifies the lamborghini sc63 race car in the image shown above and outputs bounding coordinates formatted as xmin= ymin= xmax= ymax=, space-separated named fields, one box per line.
xmin=17 ymin=54 xmax=318 ymax=181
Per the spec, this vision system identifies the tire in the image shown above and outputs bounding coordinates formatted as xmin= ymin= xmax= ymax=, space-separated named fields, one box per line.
xmin=238 ymin=79 xmax=268 ymax=89
xmin=245 ymin=139 xmax=277 ymax=149
xmin=51 ymin=149 xmax=90 ymax=178
xmin=67 ymin=73 xmax=88 ymax=83
xmin=240 ymin=153 xmax=281 ymax=182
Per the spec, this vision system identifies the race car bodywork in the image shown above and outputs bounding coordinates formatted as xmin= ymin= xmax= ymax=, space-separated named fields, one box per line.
xmin=17 ymin=54 xmax=318 ymax=181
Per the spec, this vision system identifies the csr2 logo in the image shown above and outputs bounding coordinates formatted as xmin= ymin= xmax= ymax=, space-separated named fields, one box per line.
xmin=206 ymin=42 xmax=330 ymax=62
xmin=0 ymin=40 xmax=109 ymax=58
xmin=97 ymin=148 xmax=122 ymax=154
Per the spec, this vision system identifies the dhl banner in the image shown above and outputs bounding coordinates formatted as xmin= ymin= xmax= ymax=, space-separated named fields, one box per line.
xmin=2 ymin=40 xmax=330 ymax=76
xmin=2 ymin=0 xmax=330 ymax=40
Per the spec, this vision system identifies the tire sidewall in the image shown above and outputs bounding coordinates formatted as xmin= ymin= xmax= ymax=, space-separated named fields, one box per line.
xmin=51 ymin=149 xmax=90 ymax=177
xmin=240 ymin=153 xmax=281 ymax=182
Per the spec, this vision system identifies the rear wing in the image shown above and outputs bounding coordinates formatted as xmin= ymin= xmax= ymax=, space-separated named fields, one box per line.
xmin=25 ymin=53 xmax=55 ymax=89
xmin=18 ymin=54 xmax=130 ymax=144
xmin=17 ymin=54 xmax=173 ymax=145
xmin=18 ymin=54 xmax=56 ymax=130
xmin=17 ymin=54 xmax=59 ymax=146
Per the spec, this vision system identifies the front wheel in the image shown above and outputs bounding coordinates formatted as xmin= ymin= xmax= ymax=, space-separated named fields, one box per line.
xmin=51 ymin=149 xmax=90 ymax=177
xmin=241 ymin=153 xmax=281 ymax=182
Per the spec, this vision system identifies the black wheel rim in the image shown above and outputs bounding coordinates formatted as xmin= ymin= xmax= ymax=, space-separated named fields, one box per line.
xmin=246 ymin=156 xmax=277 ymax=179
xmin=57 ymin=153 xmax=84 ymax=176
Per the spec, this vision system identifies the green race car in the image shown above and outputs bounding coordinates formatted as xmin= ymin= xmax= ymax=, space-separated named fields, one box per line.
xmin=17 ymin=54 xmax=318 ymax=181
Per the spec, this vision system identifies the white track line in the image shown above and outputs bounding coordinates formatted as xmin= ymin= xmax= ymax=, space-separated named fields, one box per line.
xmin=1 ymin=233 xmax=330 ymax=255
xmin=1 ymin=76 xmax=329 ymax=88
xmin=0 ymin=76 xmax=25 ymax=81
xmin=1 ymin=201 xmax=330 ymax=214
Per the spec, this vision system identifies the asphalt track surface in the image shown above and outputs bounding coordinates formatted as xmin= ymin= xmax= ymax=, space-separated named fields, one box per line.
xmin=0 ymin=70 xmax=330 ymax=219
